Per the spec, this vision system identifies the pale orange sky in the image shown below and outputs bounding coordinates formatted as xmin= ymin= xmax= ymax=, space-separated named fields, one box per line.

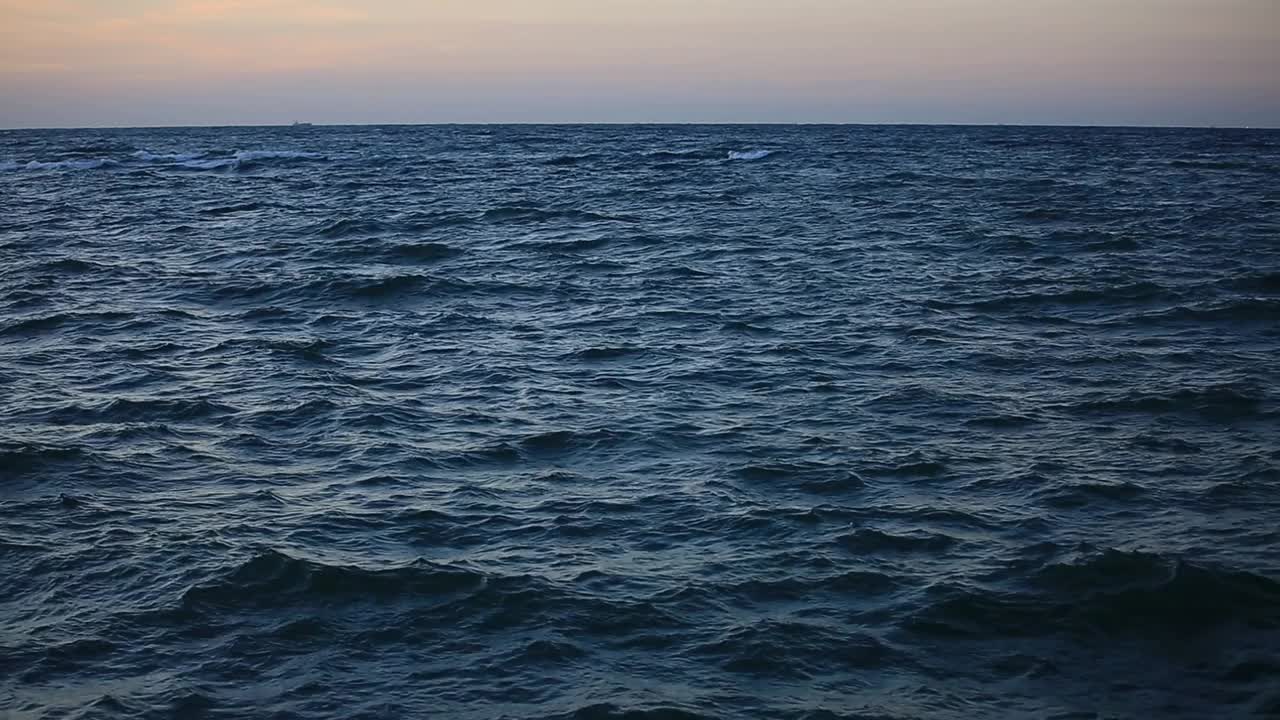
xmin=1 ymin=0 xmax=1277 ymax=127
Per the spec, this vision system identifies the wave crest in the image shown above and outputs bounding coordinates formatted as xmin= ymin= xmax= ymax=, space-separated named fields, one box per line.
xmin=4 ymin=148 xmax=326 ymax=173
xmin=181 ymin=550 xmax=485 ymax=609
xmin=727 ymin=149 xmax=774 ymax=161
xmin=909 ymin=548 xmax=1280 ymax=638
xmin=16 ymin=158 xmax=119 ymax=171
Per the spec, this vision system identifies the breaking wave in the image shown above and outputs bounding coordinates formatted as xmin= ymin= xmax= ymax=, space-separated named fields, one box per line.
xmin=1 ymin=148 xmax=326 ymax=172
xmin=727 ymin=149 xmax=774 ymax=161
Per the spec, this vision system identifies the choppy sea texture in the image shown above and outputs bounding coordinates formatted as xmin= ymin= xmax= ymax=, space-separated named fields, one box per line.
xmin=2 ymin=125 xmax=1279 ymax=719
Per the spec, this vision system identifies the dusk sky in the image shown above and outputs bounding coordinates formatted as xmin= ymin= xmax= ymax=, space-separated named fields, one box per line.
xmin=2 ymin=0 xmax=1278 ymax=128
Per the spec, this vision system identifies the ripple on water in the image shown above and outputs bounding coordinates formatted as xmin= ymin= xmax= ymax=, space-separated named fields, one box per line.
xmin=2 ymin=124 xmax=1278 ymax=719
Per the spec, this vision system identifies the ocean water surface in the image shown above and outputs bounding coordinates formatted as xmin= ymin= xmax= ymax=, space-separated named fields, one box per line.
xmin=1 ymin=124 xmax=1278 ymax=719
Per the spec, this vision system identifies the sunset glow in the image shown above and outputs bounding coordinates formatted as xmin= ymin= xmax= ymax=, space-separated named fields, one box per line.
xmin=2 ymin=0 xmax=1278 ymax=127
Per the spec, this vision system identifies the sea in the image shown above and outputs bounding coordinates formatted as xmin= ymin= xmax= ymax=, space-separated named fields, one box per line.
xmin=1 ymin=124 xmax=1278 ymax=719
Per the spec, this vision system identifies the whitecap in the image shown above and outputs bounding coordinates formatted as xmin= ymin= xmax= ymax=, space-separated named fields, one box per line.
xmin=133 ymin=150 xmax=209 ymax=163
xmin=176 ymin=159 xmax=238 ymax=171
xmin=235 ymin=150 xmax=324 ymax=162
xmin=727 ymin=149 xmax=774 ymax=161
xmin=23 ymin=158 xmax=117 ymax=171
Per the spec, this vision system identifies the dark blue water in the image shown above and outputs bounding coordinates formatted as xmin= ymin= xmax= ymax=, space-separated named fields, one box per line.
xmin=2 ymin=125 xmax=1279 ymax=719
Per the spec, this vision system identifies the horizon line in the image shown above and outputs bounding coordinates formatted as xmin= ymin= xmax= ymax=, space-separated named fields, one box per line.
xmin=2 ymin=120 xmax=1277 ymax=132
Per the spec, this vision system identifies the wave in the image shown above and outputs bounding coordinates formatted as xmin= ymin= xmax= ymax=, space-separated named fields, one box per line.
xmin=207 ymin=337 xmax=332 ymax=363
xmin=133 ymin=150 xmax=208 ymax=163
xmin=727 ymin=149 xmax=774 ymax=161
xmin=11 ymin=158 xmax=119 ymax=171
xmin=136 ymin=149 xmax=323 ymax=163
xmin=544 ymin=153 xmax=600 ymax=166
xmin=964 ymin=413 xmax=1041 ymax=429
xmin=396 ymin=210 xmax=475 ymax=231
xmin=836 ymin=527 xmax=957 ymax=553
xmin=240 ymin=398 xmax=339 ymax=429
xmin=519 ymin=236 xmax=612 ymax=253
xmin=505 ymin=638 xmax=589 ymax=665
xmin=481 ymin=206 xmax=633 ymax=224
xmin=207 ymin=272 xmax=531 ymax=305
xmin=312 ymin=217 xmax=390 ymax=238
xmin=0 ymin=310 xmax=134 ymax=337
xmin=1084 ymin=237 xmax=1141 ymax=252
xmin=1227 ymin=272 xmax=1280 ymax=294
xmin=927 ymin=281 xmax=1175 ymax=311
xmin=518 ymin=428 xmax=629 ymax=454
xmin=312 ymin=216 xmax=476 ymax=243
xmin=46 ymin=397 xmax=239 ymax=425
xmin=17 ymin=637 xmax=118 ymax=684
xmin=180 ymin=550 xmax=485 ymax=610
xmin=390 ymin=507 xmax=505 ymax=548
xmin=384 ymin=242 xmax=462 ymax=262
xmin=1130 ymin=433 xmax=1203 ymax=454
xmin=173 ymin=159 xmax=239 ymax=171
xmin=1036 ymin=548 xmax=1280 ymax=622
xmin=864 ymin=452 xmax=948 ymax=477
xmin=0 ymin=314 xmax=68 ymax=336
xmin=198 ymin=201 xmax=266 ymax=216
xmin=32 ymin=258 xmax=104 ymax=273
xmin=708 ymin=571 xmax=901 ymax=605
xmin=319 ymin=273 xmax=481 ymax=301
xmin=687 ymin=619 xmax=895 ymax=678
xmin=180 ymin=550 xmax=695 ymax=663
xmin=1039 ymin=481 xmax=1147 ymax=509
xmin=4 ymin=148 xmax=327 ymax=173
xmin=908 ymin=547 xmax=1280 ymax=638
xmin=718 ymin=319 xmax=774 ymax=334
xmin=1065 ymin=382 xmax=1265 ymax=420
xmin=1170 ymin=159 xmax=1276 ymax=173
xmin=1148 ymin=299 xmax=1280 ymax=323
xmin=0 ymin=442 xmax=89 ymax=475
xmin=644 ymin=149 xmax=724 ymax=161
xmin=536 ymin=704 xmax=715 ymax=720
xmin=570 ymin=346 xmax=644 ymax=361
xmin=330 ymin=273 xmax=431 ymax=299
xmin=235 ymin=150 xmax=324 ymax=162
xmin=733 ymin=462 xmax=865 ymax=494
xmin=1016 ymin=207 xmax=1070 ymax=221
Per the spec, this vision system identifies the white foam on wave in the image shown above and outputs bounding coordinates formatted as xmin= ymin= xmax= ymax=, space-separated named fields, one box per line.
xmin=2 ymin=148 xmax=322 ymax=173
xmin=177 ymin=158 xmax=239 ymax=171
xmin=133 ymin=150 xmax=209 ymax=163
xmin=22 ymin=158 xmax=118 ymax=171
xmin=130 ymin=149 xmax=323 ymax=169
xmin=727 ymin=150 xmax=774 ymax=161
xmin=235 ymin=150 xmax=324 ymax=162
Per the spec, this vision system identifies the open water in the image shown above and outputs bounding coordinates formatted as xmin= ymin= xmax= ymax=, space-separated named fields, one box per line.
xmin=2 ymin=124 xmax=1279 ymax=719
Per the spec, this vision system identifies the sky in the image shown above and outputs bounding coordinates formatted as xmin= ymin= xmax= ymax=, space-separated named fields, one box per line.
xmin=1 ymin=0 xmax=1278 ymax=128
